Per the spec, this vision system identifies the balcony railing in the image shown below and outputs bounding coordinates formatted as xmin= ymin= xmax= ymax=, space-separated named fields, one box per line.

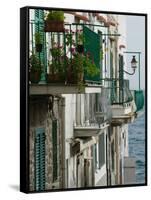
xmin=74 ymin=91 xmax=111 ymax=137
xmin=101 ymin=78 xmax=133 ymax=105
xmin=29 ymin=21 xmax=103 ymax=89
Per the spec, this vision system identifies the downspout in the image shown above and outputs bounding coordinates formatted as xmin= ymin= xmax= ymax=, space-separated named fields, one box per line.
xmin=60 ymin=97 xmax=66 ymax=188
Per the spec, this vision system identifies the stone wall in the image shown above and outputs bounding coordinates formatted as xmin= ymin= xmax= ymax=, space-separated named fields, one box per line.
xmin=29 ymin=96 xmax=63 ymax=191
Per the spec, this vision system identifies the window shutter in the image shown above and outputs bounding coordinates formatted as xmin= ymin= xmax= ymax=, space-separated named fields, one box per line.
xmin=35 ymin=9 xmax=47 ymax=81
xmin=52 ymin=119 xmax=58 ymax=182
xmin=83 ymin=26 xmax=101 ymax=82
xmin=35 ymin=127 xmax=45 ymax=191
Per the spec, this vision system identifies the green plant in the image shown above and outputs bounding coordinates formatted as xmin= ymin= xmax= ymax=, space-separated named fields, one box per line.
xmin=84 ymin=56 xmax=100 ymax=77
xmin=77 ymin=31 xmax=85 ymax=45
xmin=46 ymin=11 xmax=64 ymax=21
xmin=35 ymin=32 xmax=42 ymax=44
xmin=66 ymin=33 xmax=73 ymax=46
xmin=29 ymin=54 xmax=42 ymax=72
xmin=72 ymin=53 xmax=99 ymax=77
xmin=71 ymin=53 xmax=99 ymax=91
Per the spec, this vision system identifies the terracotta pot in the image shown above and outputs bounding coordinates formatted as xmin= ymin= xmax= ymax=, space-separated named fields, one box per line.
xmin=67 ymin=71 xmax=77 ymax=84
xmin=46 ymin=73 xmax=65 ymax=83
xmin=30 ymin=70 xmax=41 ymax=83
xmin=44 ymin=20 xmax=64 ymax=32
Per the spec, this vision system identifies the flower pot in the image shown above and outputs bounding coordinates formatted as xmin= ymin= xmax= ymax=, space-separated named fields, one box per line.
xmin=44 ymin=20 xmax=64 ymax=32
xmin=36 ymin=44 xmax=42 ymax=52
xmin=77 ymin=72 xmax=84 ymax=82
xmin=67 ymin=70 xmax=76 ymax=84
xmin=30 ymin=70 xmax=41 ymax=83
xmin=67 ymin=71 xmax=84 ymax=84
xmin=76 ymin=45 xmax=84 ymax=53
xmin=46 ymin=73 xmax=65 ymax=83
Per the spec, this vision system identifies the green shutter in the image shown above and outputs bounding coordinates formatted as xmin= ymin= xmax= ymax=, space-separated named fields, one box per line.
xmin=52 ymin=119 xmax=58 ymax=182
xmin=35 ymin=127 xmax=45 ymax=191
xmin=83 ymin=26 xmax=101 ymax=82
xmin=35 ymin=9 xmax=47 ymax=82
xmin=134 ymin=90 xmax=144 ymax=111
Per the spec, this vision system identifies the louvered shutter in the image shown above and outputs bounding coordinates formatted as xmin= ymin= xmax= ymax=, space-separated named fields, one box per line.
xmin=35 ymin=127 xmax=45 ymax=191
xmin=35 ymin=9 xmax=47 ymax=82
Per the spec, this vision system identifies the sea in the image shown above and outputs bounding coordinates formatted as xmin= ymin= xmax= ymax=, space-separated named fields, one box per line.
xmin=128 ymin=111 xmax=145 ymax=183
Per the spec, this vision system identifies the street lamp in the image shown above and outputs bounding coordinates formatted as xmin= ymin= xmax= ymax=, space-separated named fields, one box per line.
xmin=124 ymin=51 xmax=141 ymax=90
xmin=123 ymin=55 xmax=137 ymax=75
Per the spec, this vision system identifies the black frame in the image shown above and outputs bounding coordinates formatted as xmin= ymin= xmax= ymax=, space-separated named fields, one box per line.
xmin=20 ymin=6 xmax=148 ymax=193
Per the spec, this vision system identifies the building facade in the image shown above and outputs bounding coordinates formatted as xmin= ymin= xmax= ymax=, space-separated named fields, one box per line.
xmin=29 ymin=9 xmax=139 ymax=191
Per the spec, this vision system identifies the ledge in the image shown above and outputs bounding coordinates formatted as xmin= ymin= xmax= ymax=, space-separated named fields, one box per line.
xmin=74 ymin=122 xmax=109 ymax=137
xmin=29 ymin=84 xmax=102 ymax=95
xmin=111 ymin=112 xmax=136 ymax=126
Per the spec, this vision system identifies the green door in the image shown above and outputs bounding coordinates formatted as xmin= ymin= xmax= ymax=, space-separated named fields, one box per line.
xmin=83 ymin=26 xmax=101 ymax=82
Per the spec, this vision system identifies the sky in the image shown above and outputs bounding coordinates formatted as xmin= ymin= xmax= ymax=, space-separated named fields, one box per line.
xmin=125 ymin=15 xmax=145 ymax=90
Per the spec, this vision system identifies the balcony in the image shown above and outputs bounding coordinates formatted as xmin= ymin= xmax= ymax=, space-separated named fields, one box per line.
xmin=73 ymin=92 xmax=111 ymax=137
xmin=30 ymin=83 xmax=102 ymax=95
xmin=74 ymin=121 xmax=109 ymax=137
xmin=102 ymin=78 xmax=137 ymax=125
xmin=29 ymin=18 xmax=103 ymax=94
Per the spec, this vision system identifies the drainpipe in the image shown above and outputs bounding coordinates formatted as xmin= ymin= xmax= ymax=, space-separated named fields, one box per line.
xmin=60 ymin=97 xmax=66 ymax=188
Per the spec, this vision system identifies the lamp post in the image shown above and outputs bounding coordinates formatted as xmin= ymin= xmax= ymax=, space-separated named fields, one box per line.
xmin=124 ymin=51 xmax=141 ymax=90
xmin=122 ymin=55 xmax=138 ymax=75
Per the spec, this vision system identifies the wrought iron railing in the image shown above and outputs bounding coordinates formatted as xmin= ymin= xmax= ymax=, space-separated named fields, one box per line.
xmin=29 ymin=21 xmax=102 ymax=85
xmin=101 ymin=78 xmax=133 ymax=105
xmin=75 ymin=91 xmax=112 ymax=128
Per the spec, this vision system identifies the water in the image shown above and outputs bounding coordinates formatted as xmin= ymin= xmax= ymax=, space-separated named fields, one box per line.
xmin=128 ymin=112 xmax=145 ymax=183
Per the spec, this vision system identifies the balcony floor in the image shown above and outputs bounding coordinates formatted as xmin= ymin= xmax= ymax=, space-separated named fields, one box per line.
xmin=74 ymin=122 xmax=109 ymax=137
xmin=30 ymin=83 xmax=102 ymax=95
xmin=111 ymin=112 xmax=137 ymax=126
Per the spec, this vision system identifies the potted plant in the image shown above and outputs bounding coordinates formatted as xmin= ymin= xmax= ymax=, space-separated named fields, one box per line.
xmin=68 ymin=53 xmax=99 ymax=91
xmin=76 ymin=30 xmax=85 ymax=53
xmin=84 ymin=55 xmax=100 ymax=77
xmin=29 ymin=54 xmax=43 ymax=83
xmin=35 ymin=32 xmax=43 ymax=52
xmin=46 ymin=45 xmax=66 ymax=83
xmin=44 ymin=11 xmax=65 ymax=32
